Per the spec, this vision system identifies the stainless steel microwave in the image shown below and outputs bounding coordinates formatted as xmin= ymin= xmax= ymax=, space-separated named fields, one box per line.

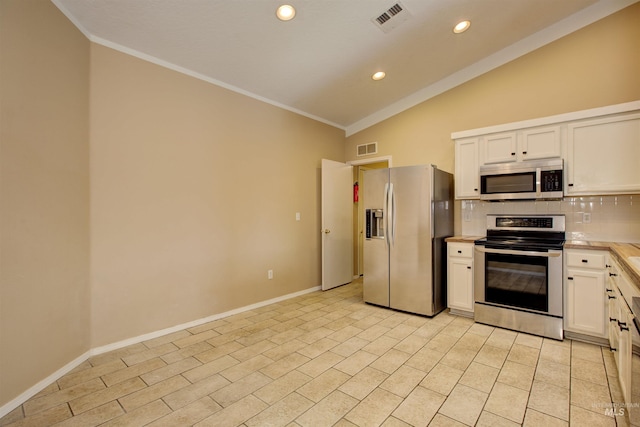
xmin=479 ymin=158 xmax=563 ymax=201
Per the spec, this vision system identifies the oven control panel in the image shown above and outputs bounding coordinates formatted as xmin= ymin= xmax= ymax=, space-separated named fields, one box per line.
xmin=495 ymin=217 xmax=553 ymax=228
xmin=487 ymin=214 xmax=566 ymax=233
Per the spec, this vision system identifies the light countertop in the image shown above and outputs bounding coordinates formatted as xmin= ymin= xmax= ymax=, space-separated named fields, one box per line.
xmin=565 ymin=240 xmax=640 ymax=286
xmin=446 ymin=237 xmax=640 ymax=285
xmin=445 ymin=236 xmax=482 ymax=243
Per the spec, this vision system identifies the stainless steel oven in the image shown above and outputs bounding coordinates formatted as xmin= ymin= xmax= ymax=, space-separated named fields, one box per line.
xmin=474 ymin=215 xmax=565 ymax=340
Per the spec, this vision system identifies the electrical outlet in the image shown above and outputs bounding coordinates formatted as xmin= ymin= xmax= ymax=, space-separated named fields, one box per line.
xmin=583 ymin=213 xmax=591 ymax=224
xmin=268 ymin=270 xmax=273 ymax=280
xmin=296 ymin=212 xmax=301 ymax=221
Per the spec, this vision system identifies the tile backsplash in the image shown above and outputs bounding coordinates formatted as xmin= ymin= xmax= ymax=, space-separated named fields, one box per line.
xmin=460 ymin=195 xmax=640 ymax=242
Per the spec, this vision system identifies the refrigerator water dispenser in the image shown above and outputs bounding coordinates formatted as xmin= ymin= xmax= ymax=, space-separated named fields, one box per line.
xmin=365 ymin=209 xmax=384 ymax=239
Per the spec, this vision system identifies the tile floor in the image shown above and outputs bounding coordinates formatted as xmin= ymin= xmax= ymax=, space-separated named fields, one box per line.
xmin=0 ymin=278 xmax=627 ymax=426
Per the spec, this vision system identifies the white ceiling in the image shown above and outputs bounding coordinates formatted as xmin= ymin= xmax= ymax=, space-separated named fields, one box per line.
xmin=52 ymin=0 xmax=636 ymax=136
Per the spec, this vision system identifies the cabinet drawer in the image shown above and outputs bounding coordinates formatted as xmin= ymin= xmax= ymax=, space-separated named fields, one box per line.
xmin=566 ymin=251 xmax=606 ymax=269
xmin=448 ymin=243 xmax=473 ymax=258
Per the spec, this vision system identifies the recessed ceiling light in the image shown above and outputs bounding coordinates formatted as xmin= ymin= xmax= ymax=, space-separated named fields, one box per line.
xmin=372 ymin=71 xmax=386 ymax=81
xmin=453 ymin=20 xmax=471 ymax=34
xmin=276 ymin=4 xmax=296 ymax=21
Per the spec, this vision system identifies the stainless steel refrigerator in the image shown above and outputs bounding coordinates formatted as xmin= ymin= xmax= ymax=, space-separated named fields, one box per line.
xmin=363 ymin=165 xmax=453 ymax=316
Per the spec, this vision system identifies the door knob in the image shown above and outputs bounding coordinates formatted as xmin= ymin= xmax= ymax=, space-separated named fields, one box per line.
xmin=323 ymin=229 xmax=331 ymax=234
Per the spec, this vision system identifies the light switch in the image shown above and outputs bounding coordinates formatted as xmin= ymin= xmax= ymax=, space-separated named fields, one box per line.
xmin=296 ymin=212 xmax=301 ymax=221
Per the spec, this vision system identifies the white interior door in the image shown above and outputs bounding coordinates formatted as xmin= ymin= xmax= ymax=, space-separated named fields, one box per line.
xmin=321 ymin=159 xmax=353 ymax=290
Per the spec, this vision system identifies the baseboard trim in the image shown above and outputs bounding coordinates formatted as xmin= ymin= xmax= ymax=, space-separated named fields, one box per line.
xmin=0 ymin=350 xmax=90 ymax=419
xmin=0 ymin=284 xmax=322 ymax=419
xmin=563 ymin=331 xmax=609 ymax=347
xmin=90 ymin=285 xmax=321 ymax=356
xmin=448 ymin=308 xmax=474 ymax=319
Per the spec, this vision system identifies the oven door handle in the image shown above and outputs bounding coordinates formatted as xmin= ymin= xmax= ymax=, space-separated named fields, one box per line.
xmin=475 ymin=246 xmax=562 ymax=257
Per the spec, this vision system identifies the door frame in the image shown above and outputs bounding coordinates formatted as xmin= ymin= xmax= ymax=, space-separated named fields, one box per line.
xmin=348 ymin=156 xmax=392 ymax=277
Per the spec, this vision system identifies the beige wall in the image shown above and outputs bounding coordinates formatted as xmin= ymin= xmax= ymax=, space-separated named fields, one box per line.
xmin=0 ymin=0 xmax=90 ymax=407
xmin=89 ymin=44 xmax=345 ymax=346
xmin=2 ymin=0 xmax=640 ymax=412
xmin=345 ymin=2 xmax=640 ymax=234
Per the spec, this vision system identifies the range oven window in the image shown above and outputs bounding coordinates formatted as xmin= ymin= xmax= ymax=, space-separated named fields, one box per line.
xmin=485 ymin=252 xmax=548 ymax=313
xmin=481 ymin=172 xmax=535 ymax=194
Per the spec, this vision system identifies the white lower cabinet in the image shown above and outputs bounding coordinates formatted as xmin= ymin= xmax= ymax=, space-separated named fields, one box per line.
xmin=606 ymin=259 xmax=639 ymax=411
xmin=607 ymin=284 xmax=621 ymax=359
xmin=447 ymin=242 xmax=474 ymax=316
xmin=564 ymin=250 xmax=607 ymax=338
xmin=617 ymin=308 xmax=633 ymax=405
xmin=563 ymin=248 xmax=640 ymax=426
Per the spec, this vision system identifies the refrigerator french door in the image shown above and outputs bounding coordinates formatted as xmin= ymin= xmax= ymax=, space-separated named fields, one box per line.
xmin=363 ymin=165 xmax=453 ymax=316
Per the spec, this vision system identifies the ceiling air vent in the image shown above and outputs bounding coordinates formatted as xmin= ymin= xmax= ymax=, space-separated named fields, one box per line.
xmin=372 ymin=2 xmax=411 ymax=34
xmin=357 ymin=142 xmax=378 ymax=157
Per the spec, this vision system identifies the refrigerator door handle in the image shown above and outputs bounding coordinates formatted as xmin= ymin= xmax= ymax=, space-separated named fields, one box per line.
xmin=430 ymin=166 xmax=435 ymax=238
xmin=390 ymin=183 xmax=396 ymax=247
xmin=384 ymin=183 xmax=390 ymax=247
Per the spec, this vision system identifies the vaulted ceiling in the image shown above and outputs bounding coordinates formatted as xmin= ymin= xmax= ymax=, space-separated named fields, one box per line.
xmin=53 ymin=0 xmax=636 ymax=135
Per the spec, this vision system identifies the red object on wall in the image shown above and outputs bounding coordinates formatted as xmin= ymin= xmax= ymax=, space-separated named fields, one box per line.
xmin=354 ymin=182 xmax=359 ymax=202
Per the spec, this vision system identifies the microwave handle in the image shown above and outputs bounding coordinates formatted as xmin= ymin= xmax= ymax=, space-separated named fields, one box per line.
xmin=535 ymin=167 xmax=541 ymax=197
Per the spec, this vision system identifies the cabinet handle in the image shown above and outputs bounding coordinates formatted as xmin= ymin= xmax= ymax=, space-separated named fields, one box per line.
xmin=511 ymin=152 xmax=516 ymax=156
xmin=522 ymin=151 xmax=527 ymax=155
xmin=581 ymin=259 xmax=588 ymax=263
xmin=457 ymin=250 xmax=462 ymax=254
xmin=618 ymin=321 xmax=630 ymax=332
xmin=474 ymin=188 xmax=478 ymax=192
xmin=568 ymin=183 xmax=574 ymax=187
xmin=610 ymin=273 xmax=618 ymax=277
xmin=611 ymin=347 xmax=617 ymax=352
xmin=608 ymin=295 xmax=617 ymax=300
xmin=610 ymin=317 xmax=618 ymax=322
xmin=466 ymin=266 xmax=472 ymax=270
xmin=606 ymin=264 xmax=612 ymax=268
xmin=567 ymin=277 xmax=574 ymax=280
xmin=606 ymin=288 xmax=613 ymax=292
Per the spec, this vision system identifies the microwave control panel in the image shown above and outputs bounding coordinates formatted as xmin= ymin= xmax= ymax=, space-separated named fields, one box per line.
xmin=541 ymin=169 xmax=562 ymax=192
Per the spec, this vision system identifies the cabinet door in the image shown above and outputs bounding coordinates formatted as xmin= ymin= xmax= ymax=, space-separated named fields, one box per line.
xmin=565 ymin=268 xmax=607 ymax=337
xmin=482 ymin=132 xmax=517 ymax=164
xmin=455 ymin=138 xmax=479 ymax=199
xmin=607 ymin=285 xmax=619 ymax=354
xmin=566 ymin=113 xmax=640 ymax=195
xmin=520 ymin=126 xmax=561 ymax=161
xmin=618 ymin=307 xmax=633 ymax=404
xmin=448 ymin=257 xmax=473 ymax=312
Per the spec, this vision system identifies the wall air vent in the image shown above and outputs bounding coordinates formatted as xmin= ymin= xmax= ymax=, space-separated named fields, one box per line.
xmin=357 ymin=142 xmax=378 ymax=157
xmin=372 ymin=2 xmax=411 ymax=34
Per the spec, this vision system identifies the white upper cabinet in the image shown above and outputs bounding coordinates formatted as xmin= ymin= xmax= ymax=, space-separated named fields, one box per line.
xmin=482 ymin=132 xmax=518 ymax=164
xmin=566 ymin=113 xmax=640 ymax=195
xmin=452 ymin=101 xmax=640 ymax=199
xmin=482 ymin=126 xmax=561 ymax=165
xmin=520 ymin=126 xmax=562 ymax=161
xmin=455 ymin=138 xmax=480 ymax=199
